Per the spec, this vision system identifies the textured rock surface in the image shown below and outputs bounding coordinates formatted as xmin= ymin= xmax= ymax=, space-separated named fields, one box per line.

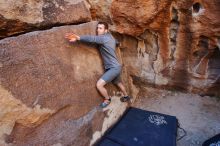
xmin=111 ymin=0 xmax=220 ymax=96
xmin=111 ymin=0 xmax=172 ymax=36
xmin=0 ymin=0 xmax=91 ymax=39
xmin=89 ymin=0 xmax=113 ymax=23
xmin=0 ymin=21 xmax=129 ymax=145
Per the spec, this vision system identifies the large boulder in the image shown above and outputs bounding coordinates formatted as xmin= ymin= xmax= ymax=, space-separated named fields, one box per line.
xmin=0 ymin=0 xmax=91 ymax=39
xmin=111 ymin=0 xmax=173 ymax=36
xmin=110 ymin=0 xmax=220 ymax=96
xmin=88 ymin=0 xmax=113 ymax=24
xmin=0 ymin=21 xmax=128 ymax=146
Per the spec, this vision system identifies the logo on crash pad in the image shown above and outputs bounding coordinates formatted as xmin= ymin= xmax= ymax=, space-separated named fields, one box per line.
xmin=148 ymin=115 xmax=167 ymax=126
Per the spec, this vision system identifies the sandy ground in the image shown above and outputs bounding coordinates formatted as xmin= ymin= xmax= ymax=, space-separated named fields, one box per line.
xmin=132 ymin=87 xmax=220 ymax=146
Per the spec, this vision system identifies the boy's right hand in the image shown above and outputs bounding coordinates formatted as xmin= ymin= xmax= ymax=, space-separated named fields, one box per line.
xmin=65 ymin=33 xmax=80 ymax=42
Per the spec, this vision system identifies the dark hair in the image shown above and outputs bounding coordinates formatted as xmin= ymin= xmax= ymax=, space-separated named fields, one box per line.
xmin=98 ymin=21 xmax=109 ymax=30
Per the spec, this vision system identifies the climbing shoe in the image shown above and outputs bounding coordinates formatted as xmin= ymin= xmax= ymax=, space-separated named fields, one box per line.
xmin=120 ymin=96 xmax=131 ymax=102
xmin=100 ymin=98 xmax=111 ymax=108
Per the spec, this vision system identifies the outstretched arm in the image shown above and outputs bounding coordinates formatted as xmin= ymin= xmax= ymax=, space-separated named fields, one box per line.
xmin=79 ymin=35 xmax=105 ymax=44
xmin=65 ymin=33 xmax=105 ymax=44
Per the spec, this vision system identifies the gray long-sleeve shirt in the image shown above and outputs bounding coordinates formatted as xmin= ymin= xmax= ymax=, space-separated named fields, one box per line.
xmin=80 ymin=33 xmax=121 ymax=69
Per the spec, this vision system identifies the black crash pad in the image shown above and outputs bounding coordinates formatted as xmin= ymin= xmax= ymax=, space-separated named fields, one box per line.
xmin=203 ymin=133 xmax=220 ymax=146
xmin=96 ymin=107 xmax=177 ymax=146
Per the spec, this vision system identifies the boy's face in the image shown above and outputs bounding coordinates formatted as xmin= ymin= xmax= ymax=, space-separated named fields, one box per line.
xmin=97 ymin=24 xmax=107 ymax=35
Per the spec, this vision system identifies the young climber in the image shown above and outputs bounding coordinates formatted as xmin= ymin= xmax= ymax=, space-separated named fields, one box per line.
xmin=65 ymin=21 xmax=131 ymax=108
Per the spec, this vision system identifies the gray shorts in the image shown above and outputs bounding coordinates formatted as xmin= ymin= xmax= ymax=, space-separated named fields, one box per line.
xmin=101 ymin=66 xmax=122 ymax=84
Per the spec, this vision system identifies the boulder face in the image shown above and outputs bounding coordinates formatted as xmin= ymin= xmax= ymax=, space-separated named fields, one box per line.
xmin=111 ymin=0 xmax=173 ymax=36
xmin=110 ymin=0 xmax=220 ymax=96
xmin=0 ymin=21 xmax=103 ymax=111
xmin=0 ymin=21 xmax=128 ymax=146
xmin=0 ymin=0 xmax=91 ymax=39
xmin=88 ymin=0 xmax=113 ymax=24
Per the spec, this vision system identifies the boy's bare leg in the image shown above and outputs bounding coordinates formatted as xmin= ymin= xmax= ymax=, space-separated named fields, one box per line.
xmin=96 ymin=79 xmax=110 ymax=103
xmin=116 ymin=82 xmax=128 ymax=97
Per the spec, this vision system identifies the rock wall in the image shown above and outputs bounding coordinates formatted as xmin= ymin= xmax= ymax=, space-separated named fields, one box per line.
xmin=110 ymin=0 xmax=220 ymax=96
xmin=0 ymin=21 xmax=129 ymax=145
xmin=0 ymin=0 xmax=91 ymax=39
xmin=0 ymin=0 xmax=220 ymax=145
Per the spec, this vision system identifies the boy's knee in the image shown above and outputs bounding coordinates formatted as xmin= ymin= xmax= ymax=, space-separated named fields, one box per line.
xmin=96 ymin=78 xmax=107 ymax=89
xmin=96 ymin=82 xmax=101 ymax=89
xmin=96 ymin=80 xmax=103 ymax=89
